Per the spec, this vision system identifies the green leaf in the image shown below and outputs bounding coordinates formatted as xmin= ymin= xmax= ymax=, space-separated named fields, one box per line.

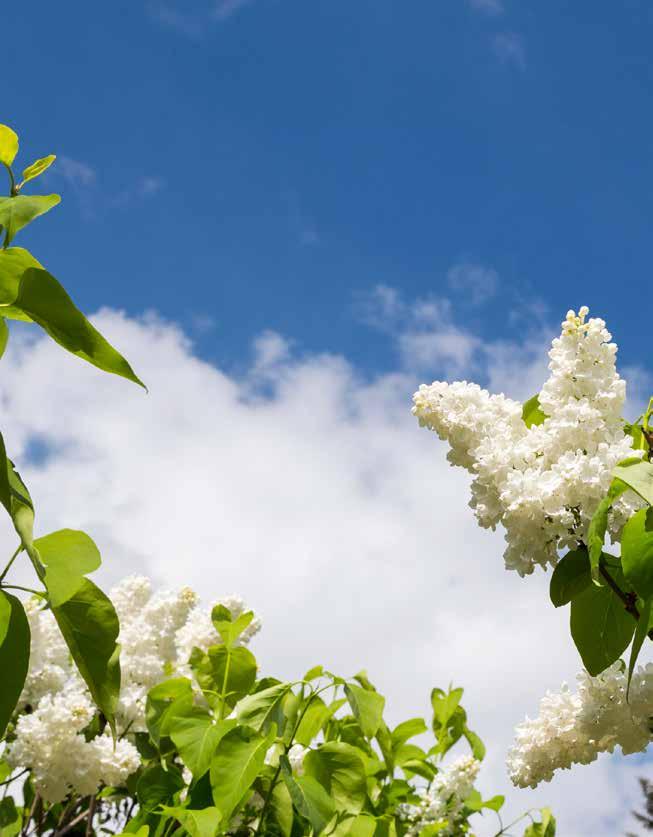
xmin=20 ymin=155 xmax=56 ymax=187
xmin=390 ymin=718 xmax=427 ymax=749
xmin=210 ymin=725 xmax=274 ymax=826
xmin=136 ymin=764 xmax=184 ymax=812
xmin=628 ymin=598 xmax=652 ymax=697
xmin=36 ymin=528 xmax=101 ymax=607
xmin=431 ymin=686 xmax=463 ymax=728
xmin=168 ymin=706 xmax=229 ymax=779
xmin=280 ymin=756 xmax=335 ymax=836
xmin=304 ymin=742 xmax=368 ymax=814
xmin=0 ymin=195 xmax=60 ymax=247
xmin=211 ymin=604 xmax=254 ymax=648
xmin=587 ymin=481 xmax=628 ymax=582
xmin=52 ymin=578 xmax=121 ymax=729
xmin=268 ymin=781 xmax=293 ymax=837
xmin=330 ymin=814 xmax=382 ymax=837
xmin=0 ymin=319 xmax=8 ymax=360
xmin=344 ymin=684 xmax=385 ymax=739
xmin=194 ymin=645 xmax=257 ymax=711
xmin=0 ymin=592 xmax=30 ymax=737
xmin=0 ymin=432 xmax=35 ymax=554
xmin=522 ymin=394 xmax=546 ymax=428
xmin=622 ymin=508 xmax=653 ymax=600
xmin=236 ymin=682 xmax=292 ymax=733
xmin=0 ymin=797 xmax=21 ymax=837
xmin=550 ymin=548 xmax=592 ymax=606
xmin=626 ymin=423 xmax=649 ymax=454
xmin=523 ymin=808 xmax=556 ymax=837
xmin=12 ymin=260 xmax=145 ymax=388
xmin=463 ymin=725 xmax=486 ymax=761
xmin=303 ymin=665 xmax=324 ymax=682
xmin=145 ymin=678 xmax=194 ymax=746
xmin=295 ymin=696 xmax=330 ymax=747
xmin=613 ymin=459 xmax=653 ymax=505
xmin=570 ymin=564 xmax=636 ymax=675
xmin=0 ymin=126 xmax=18 ymax=167
xmin=160 ymin=806 xmax=221 ymax=837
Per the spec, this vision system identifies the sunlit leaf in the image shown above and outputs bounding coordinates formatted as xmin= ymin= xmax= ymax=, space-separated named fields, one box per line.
xmin=210 ymin=725 xmax=275 ymax=827
xmin=522 ymin=394 xmax=546 ymax=428
xmin=304 ymin=742 xmax=368 ymax=814
xmin=0 ymin=126 xmax=18 ymax=168
xmin=20 ymin=155 xmax=56 ymax=187
xmin=36 ymin=528 xmax=101 ymax=607
xmin=0 ymin=195 xmax=60 ymax=246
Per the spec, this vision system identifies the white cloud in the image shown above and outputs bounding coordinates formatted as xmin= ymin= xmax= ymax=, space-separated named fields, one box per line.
xmin=447 ymin=262 xmax=499 ymax=305
xmin=57 ymin=156 xmax=97 ymax=189
xmin=0 ymin=307 xmax=649 ymax=835
xmin=493 ymin=32 xmax=526 ymax=69
xmin=468 ymin=0 xmax=504 ymax=15
xmin=214 ymin=0 xmax=253 ymax=21
xmin=150 ymin=0 xmax=254 ymax=34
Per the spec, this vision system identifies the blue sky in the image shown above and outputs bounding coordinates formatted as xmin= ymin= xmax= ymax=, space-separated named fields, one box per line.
xmin=5 ymin=0 xmax=653 ymax=379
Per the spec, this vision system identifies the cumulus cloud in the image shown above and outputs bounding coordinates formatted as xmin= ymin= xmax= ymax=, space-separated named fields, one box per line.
xmin=0 ymin=306 xmax=649 ymax=835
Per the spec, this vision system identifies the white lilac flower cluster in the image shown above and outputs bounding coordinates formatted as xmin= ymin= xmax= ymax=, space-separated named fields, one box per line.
xmin=399 ymin=755 xmax=481 ymax=836
xmin=507 ymin=662 xmax=653 ymax=788
xmin=412 ymin=307 xmax=641 ymax=575
xmin=7 ymin=577 xmax=261 ymax=803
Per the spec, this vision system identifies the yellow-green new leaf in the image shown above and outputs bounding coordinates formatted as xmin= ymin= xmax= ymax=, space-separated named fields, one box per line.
xmin=20 ymin=156 xmax=56 ymax=187
xmin=0 ymin=127 xmax=18 ymax=168
xmin=36 ymin=528 xmax=102 ymax=607
xmin=0 ymin=195 xmax=60 ymax=246
xmin=160 ymin=806 xmax=221 ymax=837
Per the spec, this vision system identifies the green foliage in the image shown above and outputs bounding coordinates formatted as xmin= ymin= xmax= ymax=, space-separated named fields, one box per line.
xmin=628 ymin=598 xmax=653 ymax=695
xmin=193 ymin=644 xmax=258 ymax=712
xmin=570 ymin=563 xmax=636 ymax=675
xmin=0 ymin=126 xmax=19 ymax=167
xmin=621 ymin=508 xmax=653 ymax=600
xmin=523 ymin=808 xmax=556 ymax=836
xmin=521 ymin=394 xmax=546 ymax=428
xmin=52 ymin=579 xmax=121 ymax=731
xmin=0 ymin=591 xmax=29 ymax=737
xmin=0 ymin=194 xmax=60 ymax=246
xmin=303 ymin=742 xmax=368 ymax=814
xmin=550 ymin=548 xmax=591 ymax=606
xmin=36 ymin=528 xmax=101 ymax=607
xmin=586 ymin=480 xmax=628 ymax=583
xmin=210 ymin=725 xmax=275 ymax=826
xmin=344 ymin=683 xmax=385 ymax=739
xmin=613 ymin=459 xmax=653 ymax=505
xmin=20 ymin=155 xmax=56 ymax=188
xmin=280 ymin=758 xmax=336 ymax=835
xmin=0 ymin=123 xmax=145 ymax=734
